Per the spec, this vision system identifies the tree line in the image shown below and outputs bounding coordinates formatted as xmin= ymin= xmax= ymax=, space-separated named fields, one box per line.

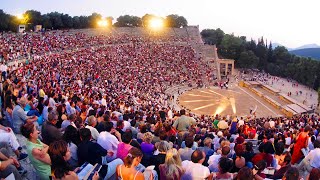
xmin=201 ymin=29 xmax=320 ymax=90
xmin=0 ymin=10 xmax=188 ymax=31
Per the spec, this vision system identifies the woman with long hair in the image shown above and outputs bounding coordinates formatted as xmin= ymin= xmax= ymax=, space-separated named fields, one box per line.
xmin=48 ymin=140 xmax=98 ymax=180
xmin=116 ymin=147 xmax=144 ymax=180
xmin=62 ymin=125 xmax=81 ymax=168
xmin=159 ymin=148 xmax=184 ymax=180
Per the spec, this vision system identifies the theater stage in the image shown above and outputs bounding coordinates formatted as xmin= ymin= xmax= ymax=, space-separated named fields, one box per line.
xmin=177 ymin=85 xmax=284 ymax=118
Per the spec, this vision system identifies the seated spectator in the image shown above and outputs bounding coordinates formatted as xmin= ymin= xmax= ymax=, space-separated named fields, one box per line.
xmin=236 ymin=167 xmax=254 ymax=180
xmin=0 ymin=148 xmax=24 ymax=180
xmin=180 ymin=133 xmax=199 ymax=150
xmin=152 ymin=141 xmax=170 ymax=176
xmin=63 ymin=125 xmax=80 ymax=168
xmin=0 ymin=124 xmax=28 ymax=160
xmin=252 ymin=141 xmax=274 ymax=167
xmin=85 ymin=115 xmax=100 ymax=141
xmin=159 ymin=148 xmax=184 ymax=180
xmin=61 ymin=114 xmax=76 ymax=130
xmin=178 ymin=136 xmax=195 ymax=161
xmin=20 ymin=123 xmax=51 ymax=180
xmin=283 ymin=167 xmax=300 ymax=180
xmin=308 ymin=168 xmax=320 ymax=180
xmin=41 ymin=110 xmax=63 ymax=145
xmin=77 ymin=128 xmax=109 ymax=165
xmin=12 ymin=97 xmax=37 ymax=134
xmin=48 ymin=140 xmax=92 ymax=180
xmin=141 ymin=132 xmax=154 ymax=156
xmin=212 ymin=157 xmax=234 ymax=179
xmin=217 ymin=117 xmax=228 ymax=130
xmin=197 ymin=137 xmax=214 ymax=158
xmin=116 ymin=147 xmax=144 ymax=180
xmin=117 ymin=131 xmax=133 ymax=161
xmin=97 ymin=121 xmax=122 ymax=162
xmin=208 ymin=145 xmax=230 ymax=172
xmin=182 ymin=149 xmax=212 ymax=180
xmin=232 ymin=144 xmax=246 ymax=173
xmin=270 ymin=151 xmax=291 ymax=179
xmin=242 ymin=142 xmax=255 ymax=167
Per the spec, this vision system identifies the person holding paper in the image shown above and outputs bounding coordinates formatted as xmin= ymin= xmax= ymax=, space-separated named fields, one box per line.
xmin=48 ymin=140 xmax=99 ymax=180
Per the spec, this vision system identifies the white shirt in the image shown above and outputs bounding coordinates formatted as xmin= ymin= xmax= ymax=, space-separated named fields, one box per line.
xmin=122 ymin=121 xmax=131 ymax=132
xmin=167 ymin=109 xmax=173 ymax=119
xmin=182 ymin=160 xmax=210 ymax=180
xmin=238 ymin=119 xmax=244 ymax=126
xmin=85 ymin=125 xmax=100 ymax=140
xmin=285 ymin=137 xmax=291 ymax=146
xmin=304 ymin=148 xmax=320 ymax=168
xmin=207 ymin=154 xmax=221 ymax=172
xmin=49 ymin=97 xmax=56 ymax=108
xmin=101 ymin=98 xmax=107 ymax=107
xmin=269 ymin=120 xmax=275 ymax=128
xmin=97 ymin=131 xmax=119 ymax=159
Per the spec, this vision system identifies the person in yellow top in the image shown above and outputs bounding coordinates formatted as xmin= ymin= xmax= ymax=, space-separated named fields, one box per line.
xmin=39 ymin=86 xmax=46 ymax=98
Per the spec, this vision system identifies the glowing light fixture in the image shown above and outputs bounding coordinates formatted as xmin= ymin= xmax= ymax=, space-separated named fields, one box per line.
xmin=97 ymin=19 xmax=108 ymax=27
xmin=149 ymin=17 xmax=164 ymax=30
xmin=17 ymin=14 xmax=24 ymax=20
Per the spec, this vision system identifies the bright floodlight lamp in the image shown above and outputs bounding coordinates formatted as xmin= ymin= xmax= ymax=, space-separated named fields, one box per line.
xmin=97 ymin=19 xmax=108 ymax=27
xmin=149 ymin=17 xmax=164 ymax=30
xmin=16 ymin=14 xmax=24 ymax=20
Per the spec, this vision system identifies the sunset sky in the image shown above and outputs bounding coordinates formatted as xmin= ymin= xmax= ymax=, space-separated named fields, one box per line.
xmin=1 ymin=0 xmax=319 ymax=48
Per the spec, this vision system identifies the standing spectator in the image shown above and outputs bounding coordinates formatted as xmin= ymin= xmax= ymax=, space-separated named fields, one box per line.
xmin=172 ymin=109 xmax=196 ymax=145
xmin=291 ymin=126 xmax=311 ymax=164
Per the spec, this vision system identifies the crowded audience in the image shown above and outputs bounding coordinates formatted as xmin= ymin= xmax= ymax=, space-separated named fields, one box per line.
xmin=0 ymin=30 xmax=319 ymax=180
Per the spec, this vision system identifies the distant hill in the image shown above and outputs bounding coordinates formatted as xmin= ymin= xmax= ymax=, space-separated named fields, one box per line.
xmin=294 ymin=44 xmax=320 ymax=50
xmin=290 ymin=48 xmax=320 ymax=60
xmin=271 ymin=43 xmax=293 ymax=51
xmin=271 ymin=43 xmax=320 ymax=51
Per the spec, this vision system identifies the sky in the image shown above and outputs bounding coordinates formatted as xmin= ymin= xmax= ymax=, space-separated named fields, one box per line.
xmin=1 ymin=0 xmax=319 ymax=48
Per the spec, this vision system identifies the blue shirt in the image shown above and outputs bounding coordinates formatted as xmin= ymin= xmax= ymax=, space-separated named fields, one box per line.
xmin=12 ymin=105 xmax=27 ymax=134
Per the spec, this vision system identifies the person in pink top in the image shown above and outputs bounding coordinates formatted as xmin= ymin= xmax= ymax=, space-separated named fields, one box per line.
xmin=116 ymin=131 xmax=133 ymax=160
